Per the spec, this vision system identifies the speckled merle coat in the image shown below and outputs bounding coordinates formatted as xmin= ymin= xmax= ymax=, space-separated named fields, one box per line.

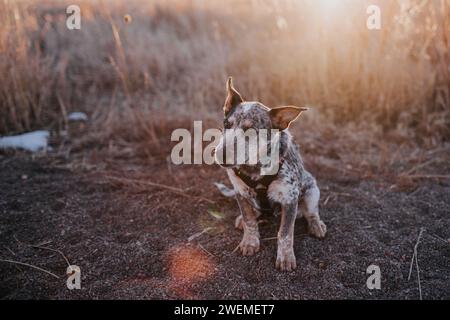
xmin=215 ymin=78 xmax=327 ymax=271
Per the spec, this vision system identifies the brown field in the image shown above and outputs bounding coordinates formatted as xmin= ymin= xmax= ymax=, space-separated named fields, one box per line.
xmin=0 ymin=0 xmax=449 ymax=299
xmin=1 ymin=0 xmax=449 ymax=140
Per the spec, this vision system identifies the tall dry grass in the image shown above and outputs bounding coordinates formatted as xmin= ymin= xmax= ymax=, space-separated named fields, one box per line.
xmin=0 ymin=0 xmax=448 ymax=145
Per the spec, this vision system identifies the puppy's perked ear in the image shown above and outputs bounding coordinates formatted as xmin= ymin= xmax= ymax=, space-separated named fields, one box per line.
xmin=223 ymin=77 xmax=244 ymax=114
xmin=269 ymin=106 xmax=308 ymax=130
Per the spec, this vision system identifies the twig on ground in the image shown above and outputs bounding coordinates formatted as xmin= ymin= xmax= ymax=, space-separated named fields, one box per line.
xmin=405 ymin=174 xmax=450 ymax=180
xmin=261 ymin=236 xmax=277 ymax=241
xmin=402 ymin=158 xmax=437 ymax=176
xmin=197 ymin=244 xmax=214 ymax=257
xmin=13 ymin=236 xmax=52 ymax=247
xmin=4 ymin=247 xmax=16 ymax=256
xmin=425 ymin=145 xmax=450 ymax=157
xmin=408 ymin=228 xmax=425 ymax=300
xmin=0 ymin=259 xmax=60 ymax=279
xmin=415 ymin=247 xmax=422 ymax=301
xmin=408 ymin=228 xmax=424 ymax=280
xmin=261 ymin=233 xmax=308 ymax=241
xmin=104 ymin=175 xmax=214 ymax=204
xmin=28 ymin=244 xmax=71 ymax=267
xmin=188 ymin=227 xmax=215 ymax=242
xmin=13 ymin=237 xmax=70 ymax=267
xmin=426 ymin=233 xmax=449 ymax=245
xmin=262 ymin=236 xmax=281 ymax=241
xmin=323 ymin=195 xmax=331 ymax=206
xmin=406 ymin=187 xmax=422 ymax=198
xmin=322 ymin=192 xmax=355 ymax=206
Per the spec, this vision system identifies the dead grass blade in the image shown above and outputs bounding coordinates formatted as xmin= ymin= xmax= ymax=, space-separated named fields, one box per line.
xmin=405 ymin=174 xmax=450 ymax=180
xmin=0 ymin=258 xmax=60 ymax=279
xmin=27 ymin=244 xmax=71 ymax=267
xmin=408 ymin=228 xmax=425 ymax=300
xmin=104 ymin=175 xmax=215 ymax=204
xmin=188 ymin=227 xmax=215 ymax=242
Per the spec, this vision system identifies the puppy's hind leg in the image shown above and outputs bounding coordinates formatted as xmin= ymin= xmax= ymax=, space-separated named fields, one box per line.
xmin=302 ymin=183 xmax=327 ymax=239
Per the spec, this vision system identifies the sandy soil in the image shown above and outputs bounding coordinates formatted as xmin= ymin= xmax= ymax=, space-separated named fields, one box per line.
xmin=0 ymin=146 xmax=449 ymax=299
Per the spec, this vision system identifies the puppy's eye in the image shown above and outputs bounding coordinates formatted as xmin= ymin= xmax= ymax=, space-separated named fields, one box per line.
xmin=223 ymin=119 xmax=232 ymax=129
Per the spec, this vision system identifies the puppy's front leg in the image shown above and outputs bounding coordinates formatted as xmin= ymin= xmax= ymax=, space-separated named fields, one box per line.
xmin=276 ymin=202 xmax=298 ymax=271
xmin=237 ymin=195 xmax=260 ymax=256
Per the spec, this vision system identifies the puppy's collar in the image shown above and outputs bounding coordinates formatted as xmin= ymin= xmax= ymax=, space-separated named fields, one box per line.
xmin=232 ymin=159 xmax=284 ymax=191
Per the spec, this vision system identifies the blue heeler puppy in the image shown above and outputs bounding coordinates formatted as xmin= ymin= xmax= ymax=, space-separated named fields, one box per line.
xmin=215 ymin=77 xmax=327 ymax=271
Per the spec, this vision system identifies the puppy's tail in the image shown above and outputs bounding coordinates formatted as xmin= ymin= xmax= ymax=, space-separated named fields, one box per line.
xmin=214 ymin=182 xmax=236 ymax=198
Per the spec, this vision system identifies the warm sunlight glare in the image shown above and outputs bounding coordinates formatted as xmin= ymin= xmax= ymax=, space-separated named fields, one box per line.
xmin=168 ymin=244 xmax=215 ymax=283
xmin=315 ymin=0 xmax=350 ymax=18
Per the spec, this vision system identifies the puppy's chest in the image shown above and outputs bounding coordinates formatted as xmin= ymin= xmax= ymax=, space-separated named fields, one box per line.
xmin=254 ymin=186 xmax=280 ymax=215
xmin=233 ymin=169 xmax=284 ymax=214
xmin=236 ymin=185 xmax=279 ymax=215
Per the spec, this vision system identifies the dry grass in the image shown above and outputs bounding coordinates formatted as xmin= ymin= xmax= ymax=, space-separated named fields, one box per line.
xmin=0 ymin=0 xmax=448 ymax=146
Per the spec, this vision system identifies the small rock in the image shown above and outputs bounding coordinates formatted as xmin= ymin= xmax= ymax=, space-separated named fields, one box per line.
xmin=68 ymin=112 xmax=88 ymax=122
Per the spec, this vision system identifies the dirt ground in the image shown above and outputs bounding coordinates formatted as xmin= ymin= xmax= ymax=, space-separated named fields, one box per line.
xmin=0 ymin=138 xmax=449 ymax=300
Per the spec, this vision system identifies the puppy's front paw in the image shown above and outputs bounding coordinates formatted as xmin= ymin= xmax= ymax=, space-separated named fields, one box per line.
xmin=276 ymin=249 xmax=297 ymax=271
xmin=308 ymin=219 xmax=327 ymax=239
xmin=239 ymin=233 xmax=260 ymax=256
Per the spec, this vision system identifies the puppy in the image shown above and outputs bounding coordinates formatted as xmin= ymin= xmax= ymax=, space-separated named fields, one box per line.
xmin=215 ymin=77 xmax=327 ymax=271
